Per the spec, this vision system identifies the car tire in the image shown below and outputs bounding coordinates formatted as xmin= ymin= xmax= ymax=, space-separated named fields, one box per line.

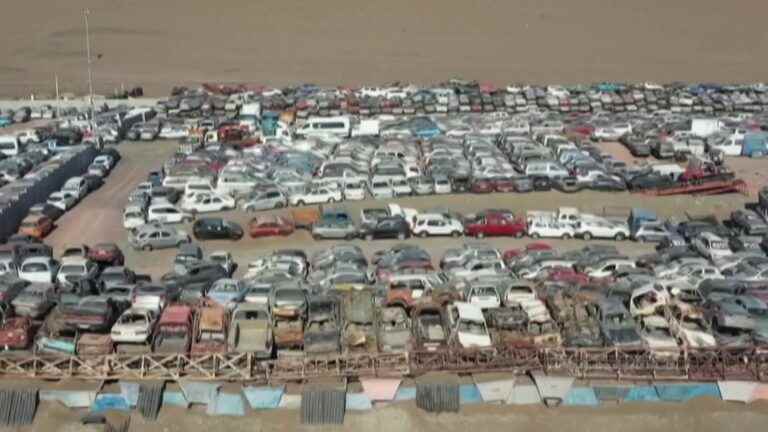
xmin=562 ymin=233 xmax=571 ymax=240
xmin=418 ymin=231 xmax=428 ymax=238
xmin=142 ymin=244 xmax=153 ymax=252
xmin=476 ymin=232 xmax=485 ymax=239
xmin=451 ymin=231 xmax=461 ymax=238
xmin=582 ymin=232 xmax=592 ymax=241
xmin=297 ymin=200 xmax=305 ymax=206
xmin=637 ymin=236 xmax=646 ymax=243
xmin=531 ymin=232 xmax=540 ymax=239
xmin=514 ymin=231 xmax=524 ymax=238
xmin=182 ymin=217 xmax=192 ymax=223
xmin=275 ymin=202 xmax=283 ymax=209
xmin=615 ymin=232 xmax=626 ymax=241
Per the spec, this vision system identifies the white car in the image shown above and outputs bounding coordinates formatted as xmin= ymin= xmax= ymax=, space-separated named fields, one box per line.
xmin=390 ymin=177 xmax=413 ymax=196
xmin=18 ymin=256 xmax=59 ymax=284
xmin=433 ymin=176 xmax=453 ymax=194
xmin=343 ymin=181 xmax=366 ymax=201
xmin=447 ymin=302 xmax=493 ymax=349
xmin=181 ymin=193 xmax=236 ymax=213
xmin=111 ymin=308 xmax=158 ymax=344
xmin=448 ymin=259 xmax=507 ymax=280
xmin=575 ymin=218 xmax=630 ymax=241
xmin=584 ymin=259 xmax=636 ymax=278
xmin=289 ymin=186 xmax=342 ymax=206
xmin=638 ymin=315 xmax=680 ymax=359
xmin=147 ymin=203 xmax=194 ymax=224
xmin=653 ymin=258 xmax=709 ymax=278
xmin=56 ymin=257 xmax=99 ymax=286
xmin=412 ymin=214 xmax=464 ymax=237
xmin=62 ymin=176 xmax=89 ymax=199
xmin=528 ymin=219 xmax=575 ymax=239
xmin=92 ymin=155 xmax=115 ymax=171
xmin=691 ymin=232 xmax=733 ymax=261
xmin=666 ymin=306 xmax=717 ymax=348
xmin=122 ymin=205 xmax=147 ymax=230
xmin=369 ymin=179 xmax=395 ymax=199
xmin=47 ymin=191 xmax=78 ymax=211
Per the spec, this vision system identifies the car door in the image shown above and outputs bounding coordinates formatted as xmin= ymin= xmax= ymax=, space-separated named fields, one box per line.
xmin=158 ymin=230 xmax=174 ymax=248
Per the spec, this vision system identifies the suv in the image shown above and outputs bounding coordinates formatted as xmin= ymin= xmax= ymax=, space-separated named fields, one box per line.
xmin=412 ymin=214 xmax=464 ymax=238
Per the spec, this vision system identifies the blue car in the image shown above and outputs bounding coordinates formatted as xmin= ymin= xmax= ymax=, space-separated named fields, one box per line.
xmin=0 ymin=116 xmax=12 ymax=128
xmin=207 ymin=278 xmax=247 ymax=309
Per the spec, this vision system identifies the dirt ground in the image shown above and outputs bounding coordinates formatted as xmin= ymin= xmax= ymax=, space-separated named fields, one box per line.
xmin=1 ymin=0 xmax=768 ymax=98
xmin=21 ymin=398 xmax=768 ymax=432
xmin=41 ymin=139 xmax=761 ymax=279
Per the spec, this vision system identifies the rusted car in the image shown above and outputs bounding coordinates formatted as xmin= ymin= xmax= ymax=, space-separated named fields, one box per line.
xmin=248 ymin=215 xmax=295 ymax=238
xmin=411 ymin=303 xmax=449 ymax=351
xmin=76 ymin=333 xmax=114 ymax=355
xmin=303 ymin=296 xmax=341 ymax=355
xmin=191 ymin=304 xmax=229 ymax=354
xmin=17 ymin=215 xmax=54 ymax=240
xmin=87 ymin=243 xmax=125 ymax=266
xmin=57 ymin=296 xmax=122 ymax=333
xmin=0 ymin=304 xmax=33 ymax=350
xmin=152 ymin=305 xmax=194 ymax=353
xmin=228 ymin=303 xmax=273 ymax=357
xmin=341 ymin=290 xmax=377 ymax=353
xmin=376 ymin=306 xmax=411 ymax=353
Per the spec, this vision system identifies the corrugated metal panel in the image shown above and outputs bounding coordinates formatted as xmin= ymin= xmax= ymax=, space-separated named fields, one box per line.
xmin=0 ymin=388 xmax=38 ymax=427
xmin=300 ymin=389 xmax=346 ymax=425
xmin=137 ymin=383 xmax=164 ymax=420
xmin=415 ymin=383 xmax=460 ymax=413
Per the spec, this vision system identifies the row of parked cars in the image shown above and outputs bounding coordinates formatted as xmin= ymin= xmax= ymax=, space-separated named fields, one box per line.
xmin=2 ymin=192 xmax=768 ymax=357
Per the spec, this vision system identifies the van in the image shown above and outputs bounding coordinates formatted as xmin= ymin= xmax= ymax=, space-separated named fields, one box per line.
xmin=524 ymin=161 xmax=569 ymax=179
xmin=296 ymin=116 xmax=351 ymax=139
xmin=0 ymin=135 xmax=22 ymax=156
xmin=17 ymin=215 xmax=53 ymax=240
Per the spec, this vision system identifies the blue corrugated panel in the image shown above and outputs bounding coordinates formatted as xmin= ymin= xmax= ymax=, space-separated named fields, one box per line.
xmin=242 ymin=386 xmax=284 ymax=409
xmin=40 ymin=390 xmax=97 ymax=408
xmin=91 ymin=394 xmax=131 ymax=413
xmin=346 ymin=393 xmax=373 ymax=410
xmin=563 ymin=387 xmax=600 ymax=406
xmin=119 ymin=382 xmax=140 ymax=407
xmin=394 ymin=386 xmax=416 ymax=401
xmin=593 ymin=386 xmax=630 ymax=401
xmin=655 ymin=384 xmax=721 ymax=402
xmin=207 ymin=393 xmax=246 ymax=416
xmin=162 ymin=391 xmax=190 ymax=408
xmin=624 ymin=386 xmax=660 ymax=402
xmin=179 ymin=382 xmax=220 ymax=405
xmin=459 ymin=384 xmax=483 ymax=404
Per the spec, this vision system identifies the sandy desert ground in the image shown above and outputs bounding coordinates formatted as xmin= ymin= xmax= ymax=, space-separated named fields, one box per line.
xmin=1 ymin=0 xmax=768 ymax=97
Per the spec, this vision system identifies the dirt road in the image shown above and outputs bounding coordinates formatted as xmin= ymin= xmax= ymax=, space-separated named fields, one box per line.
xmin=1 ymin=0 xmax=767 ymax=97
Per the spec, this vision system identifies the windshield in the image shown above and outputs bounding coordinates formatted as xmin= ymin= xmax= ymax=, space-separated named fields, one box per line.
xmin=21 ymin=263 xmax=48 ymax=272
xmin=101 ymin=272 xmax=127 ymax=282
xmin=458 ymin=319 xmax=488 ymax=335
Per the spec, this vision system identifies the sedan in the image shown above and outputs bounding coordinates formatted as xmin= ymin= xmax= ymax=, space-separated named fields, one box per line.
xmin=207 ymin=278 xmax=247 ymax=309
xmin=47 ymin=191 xmax=78 ymax=211
xmin=192 ymin=218 xmax=244 ymax=240
xmin=111 ymin=308 xmax=158 ymax=344
xmin=240 ymin=189 xmax=287 ymax=212
xmin=249 ymin=215 xmax=295 ymax=238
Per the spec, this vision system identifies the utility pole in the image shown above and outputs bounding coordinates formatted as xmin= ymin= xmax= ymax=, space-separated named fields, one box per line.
xmin=84 ymin=9 xmax=95 ymax=130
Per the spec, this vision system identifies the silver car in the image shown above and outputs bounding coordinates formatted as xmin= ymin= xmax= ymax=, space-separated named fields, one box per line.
xmin=129 ymin=223 xmax=191 ymax=251
xmin=410 ymin=176 xmax=435 ymax=195
xmin=240 ymin=189 xmax=287 ymax=212
xmin=311 ymin=219 xmax=358 ymax=240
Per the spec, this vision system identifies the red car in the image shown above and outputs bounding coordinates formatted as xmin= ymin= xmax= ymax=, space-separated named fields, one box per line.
xmin=492 ymin=177 xmax=517 ymax=193
xmin=470 ymin=178 xmax=494 ymax=194
xmin=88 ymin=243 xmax=125 ymax=266
xmin=544 ymin=267 xmax=590 ymax=287
xmin=464 ymin=213 xmax=527 ymax=238
xmin=249 ymin=215 xmax=295 ymax=238
xmin=0 ymin=312 xmax=33 ymax=350
xmin=525 ymin=242 xmax=553 ymax=252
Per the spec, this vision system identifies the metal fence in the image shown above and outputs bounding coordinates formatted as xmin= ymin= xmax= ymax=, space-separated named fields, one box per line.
xmin=0 ymin=146 xmax=97 ymax=241
xmin=0 ymin=388 xmax=38 ymax=427
xmin=300 ymin=389 xmax=346 ymax=425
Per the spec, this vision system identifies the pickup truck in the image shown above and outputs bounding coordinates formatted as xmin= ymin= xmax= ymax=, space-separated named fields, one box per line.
xmin=152 ymin=305 xmax=194 ymax=353
xmin=290 ymin=206 xmax=321 ymax=230
xmin=191 ymin=304 xmax=228 ymax=354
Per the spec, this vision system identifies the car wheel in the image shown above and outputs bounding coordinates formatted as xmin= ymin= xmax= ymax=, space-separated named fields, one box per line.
xmin=637 ymin=236 xmax=646 ymax=243
xmin=274 ymin=202 xmax=283 ymax=209
xmin=476 ymin=232 xmax=485 ymax=239
xmin=297 ymin=200 xmax=305 ymax=206
xmin=182 ymin=217 xmax=192 ymax=223
xmin=418 ymin=231 xmax=428 ymax=238
xmin=451 ymin=231 xmax=461 ymax=238
xmin=562 ymin=233 xmax=571 ymax=240
xmin=328 ymin=198 xmax=335 ymax=204
xmin=582 ymin=232 xmax=592 ymax=241
xmin=142 ymin=244 xmax=153 ymax=252
xmin=615 ymin=233 xmax=626 ymax=241
xmin=397 ymin=233 xmax=406 ymax=240
xmin=365 ymin=234 xmax=374 ymax=241
xmin=514 ymin=231 xmax=524 ymax=238
xmin=531 ymin=232 xmax=540 ymax=239
xmin=312 ymin=234 xmax=321 ymax=241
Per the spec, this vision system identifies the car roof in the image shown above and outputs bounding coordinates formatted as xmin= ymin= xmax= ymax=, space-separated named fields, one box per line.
xmin=21 ymin=256 xmax=52 ymax=264
xmin=455 ymin=302 xmax=485 ymax=321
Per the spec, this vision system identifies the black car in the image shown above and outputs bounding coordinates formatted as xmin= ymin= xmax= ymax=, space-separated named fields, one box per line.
xmin=83 ymin=174 xmax=104 ymax=192
xmin=162 ymin=263 xmax=229 ymax=299
xmin=360 ymin=216 xmax=411 ymax=240
xmin=27 ymin=203 xmax=64 ymax=222
xmin=192 ymin=218 xmax=244 ymax=240
xmin=627 ymin=173 xmax=675 ymax=191
xmin=590 ymin=175 xmax=627 ymax=192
